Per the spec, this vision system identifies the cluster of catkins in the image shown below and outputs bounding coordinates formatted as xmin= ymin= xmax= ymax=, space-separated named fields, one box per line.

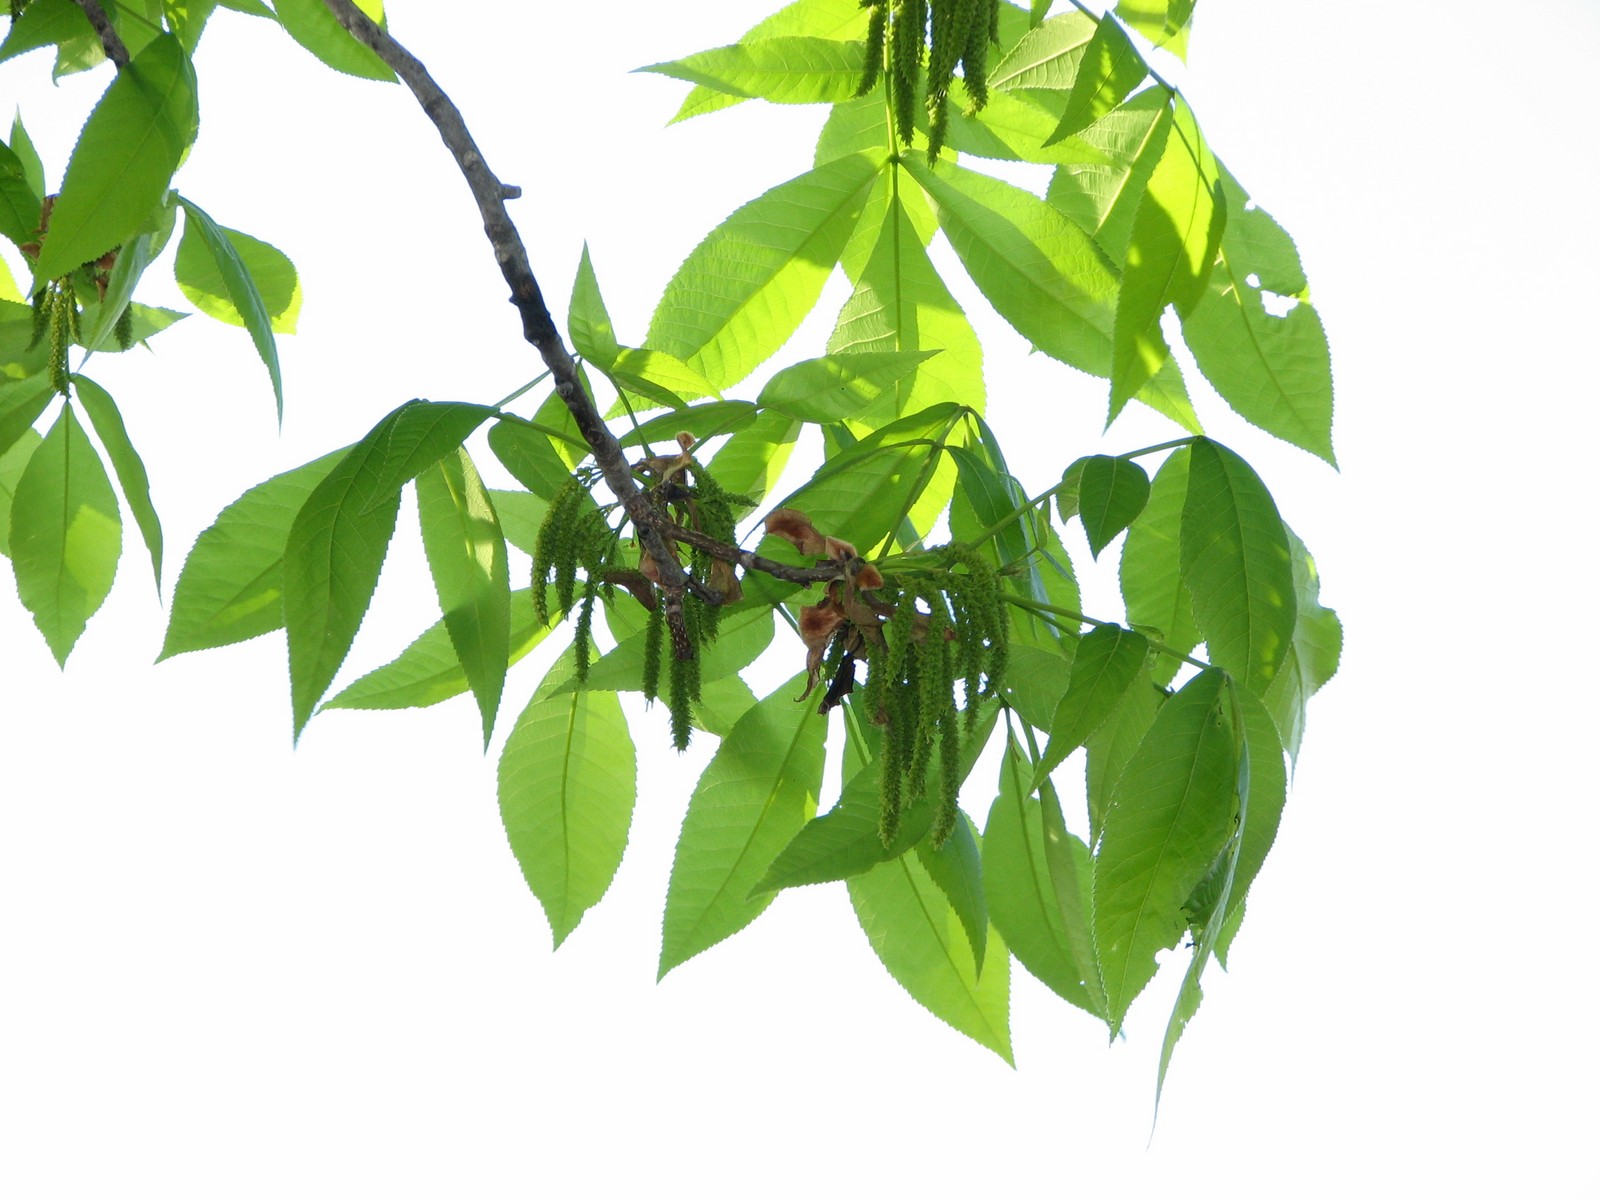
xmin=857 ymin=549 xmax=1007 ymax=847
xmin=770 ymin=510 xmax=1007 ymax=849
xmin=858 ymin=0 xmax=1002 ymax=161
xmin=532 ymin=438 xmax=747 ymax=753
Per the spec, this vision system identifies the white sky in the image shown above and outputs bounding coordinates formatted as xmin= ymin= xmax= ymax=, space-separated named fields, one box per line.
xmin=3 ymin=2 xmax=1597 ymax=1195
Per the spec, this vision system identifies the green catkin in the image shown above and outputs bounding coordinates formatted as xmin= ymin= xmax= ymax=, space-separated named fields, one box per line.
xmin=573 ymin=581 xmax=598 ymax=685
xmin=950 ymin=583 xmax=983 ymax=728
xmin=926 ymin=0 xmax=962 ymax=106
xmin=950 ymin=545 xmax=1006 ymax=699
xmin=879 ymin=700 xmax=906 ymax=846
xmin=640 ymin=599 xmax=665 ymax=703
xmin=532 ymin=480 xmax=581 ymax=624
xmin=883 ymin=591 xmax=918 ymax=774
xmin=861 ymin=637 xmax=888 ymax=725
xmin=960 ymin=0 xmax=991 ymax=112
xmin=857 ymin=0 xmax=888 ymax=96
xmin=682 ymin=597 xmax=704 ymax=703
xmin=890 ymin=0 xmax=925 ymax=147
xmin=113 ymin=303 xmax=134 ymax=351
xmin=28 ymin=287 xmax=48 ymax=349
xmin=47 ymin=284 xmax=71 ymax=397
xmin=932 ymin=688 xmax=962 ymax=846
xmin=909 ymin=589 xmax=951 ymax=790
xmin=668 ymin=646 xmax=694 ymax=752
xmin=988 ymin=0 xmax=999 ymax=43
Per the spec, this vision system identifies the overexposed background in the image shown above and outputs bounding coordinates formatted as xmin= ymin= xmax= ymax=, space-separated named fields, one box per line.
xmin=3 ymin=2 xmax=1596 ymax=1195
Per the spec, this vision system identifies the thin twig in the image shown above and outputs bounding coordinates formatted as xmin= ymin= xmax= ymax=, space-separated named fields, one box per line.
xmin=72 ymin=0 xmax=130 ymax=68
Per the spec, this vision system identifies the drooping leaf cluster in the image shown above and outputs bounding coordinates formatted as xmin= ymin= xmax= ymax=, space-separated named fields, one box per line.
xmin=0 ymin=0 xmax=1340 ymax=1098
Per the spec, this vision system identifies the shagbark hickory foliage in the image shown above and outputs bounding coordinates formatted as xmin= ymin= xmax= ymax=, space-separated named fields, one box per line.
xmin=0 ymin=0 xmax=1339 ymax=1097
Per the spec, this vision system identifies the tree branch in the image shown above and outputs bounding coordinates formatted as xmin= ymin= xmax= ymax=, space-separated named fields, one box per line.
xmin=72 ymin=0 xmax=130 ymax=68
xmin=316 ymin=0 xmax=701 ymax=598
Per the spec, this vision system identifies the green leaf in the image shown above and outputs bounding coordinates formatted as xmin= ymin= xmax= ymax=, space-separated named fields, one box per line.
xmin=77 ymin=203 xmax=176 ymax=354
xmin=175 ymin=197 xmax=286 ymax=417
xmin=488 ymin=409 xmax=583 ymax=503
xmin=499 ymin=687 xmax=635 ymax=949
xmin=616 ymin=400 xmax=757 ymax=450
xmin=849 ymin=846 xmax=1013 ymax=1063
xmin=72 ymin=375 xmax=160 ymax=586
xmin=1110 ymin=94 xmax=1223 ymax=405
xmin=753 ymin=703 xmax=999 ymax=896
xmin=647 ymin=151 xmax=881 ymax=389
xmin=487 ymin=488 xmax=547 ymax=556
xmin=174 ymin=204 xmax=300 ymax=333
xmin=0 ymin=376 xmax=56 ymax=459
xmin=772 ymin=404 xmax=956 ymax=557
xmin=10 ymin=403 xmax=121 ymax=664
xmin=1180 ymin=166 xmax=1335 ymax=464
xmin=8 ymin=113 xmax=46 ymax=197
xmin=1114 ymin=0 xmax=1195 ymax=60
xmin=164 ymin=0 xmax=221 ymax=54
xmin=1180 ymin=439 xmax=1296 ymax=695
xmin=916 ymin=815 xmax=988 ymax=975
xmin=416 ymin=447 xmax=510 ymax=745
xmin=659 ymin=675 xmax=826 ymax=978
xmin=1002 ymin=642 xmax=1076 ymax=732
xmin=1093 ymin=668 xmax=1233 ymax=1036
xmin=1213 ymin=683 xmax=1287 ymax=957
xmin=1084 ymin=666 xmax=1159 ymax=840
xmin=639 ymin=36 xmax=865 ymax=105
xmin=1261 ymin=527 xmax=1342 ymax=762
xmin=324 ymin=586 xmax=554 ymax=713
xmin=661 ymin=0 xmax=868 ymax=123
xmin=1046 ymin=13 xmax=1148 ymax=144
xmin=0 ymin=0 xmax=92 ymax=66
xmin=272 ymin=0 xmax=395 ymax=81
xmin=283 ymin=415 xmax=406 ymax=738
xmin=814 ymin=94 xmax=885 ymax=164
xmin=567 ymin=243 xmax=620 ymax=370
xmin=1119 ymin=446 xmax=1200 ymax=683
xmin=0 ymin=427 xmax=42 ymax=556
xmin=554 ymin=603 xmax=773 ymax=699
xmin=363 ymin=399 xmax=498 ymax=501
xmin=607 ymin=345 xmax=721 ymax=409
xmin=1076 ymin=453 xmax=1150 ymax=558
xmin=986 ymin=738 xmax=1103 ymax=1015
xmin=903 ymin=156 xmax=1119 ymax=379
xmin=989 ymin=10 xmax=1097 ymax=90
xmin=828 ymin=180 xmax=984 ymax=427
xmin=0 ymin=141 xmax=42 ymax=249
xmin=705 ymin=407 xmax=799 ymax=507
xmin=31 ymin=35 xmax=198 ymax=287
xmin=1036 ymin=624 xmax=1149 ymax=783
xmin=1045 ymin=88 xmax=1170 ymax=261
xmin=756 ymin=350 xmax=938 ymax=423
xmin=160 ymin=449 xmax=345 ymax=659
xmin=1156 ymin=674 xmax=1250 ymax=1111
xmin=948 ymin=444 xmax=1037 ymax=600
xmin=691 ymin=674 xmax=759 ymax=739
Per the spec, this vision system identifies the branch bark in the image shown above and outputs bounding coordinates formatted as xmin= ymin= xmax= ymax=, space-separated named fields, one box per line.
xmin=317 ymin=0 xmax=709 ymax=603
xmin=72 ymin=0 xmax=130 ymax=68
